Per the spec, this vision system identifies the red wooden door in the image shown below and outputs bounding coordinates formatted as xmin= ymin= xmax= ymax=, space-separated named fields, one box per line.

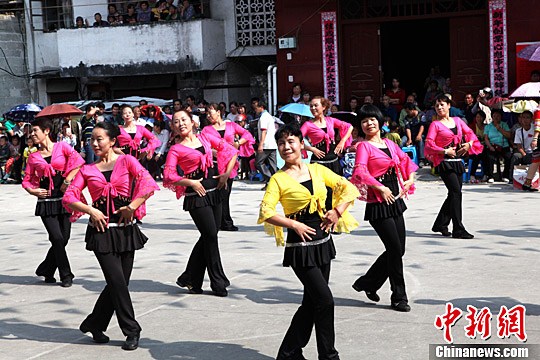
xmin=341 ymin=23 xmax=382 ymax=106
xmin=449 ymin=15 xmax=489 ymax=105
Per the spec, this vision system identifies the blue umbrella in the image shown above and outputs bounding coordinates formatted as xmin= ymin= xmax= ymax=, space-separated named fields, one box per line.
xmin=5 ymin=103 xmax=43 ymax=122
xmin=279 ymin=103 xmax=314 ymax=118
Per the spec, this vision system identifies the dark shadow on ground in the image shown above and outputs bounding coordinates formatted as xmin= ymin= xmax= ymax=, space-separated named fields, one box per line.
xmin=143 ymin=339 xmax=274 ymax=360
xmin=414 ymin=297 xmax=540 ymax=316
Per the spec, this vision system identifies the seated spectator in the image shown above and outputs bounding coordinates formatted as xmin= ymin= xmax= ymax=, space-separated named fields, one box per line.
xmin=509 ymin=110 xmax=535 ymax=182
xmin=180 ymin=0 xmax=195 ymax=21
xmin=9 ymin=135 xmax=23 ymax=183
xmin=153 ymin=0 xmax=169 ymax=21
xmin=329 ymin=103 xmax=339 ymax=114
xmin=423 ymin=80 xmax=442 ymax=109
xmin=57 ymin=123 xmax=77 ymax=148
xmin=23 ymin=137 xmax=37 ymax=171
xmin=484 ymin=109 xmax=512 ymax=182
xmin=137 ymin=1 xmax=155 ymax=23
xmin=469 ymin=110 xmax=489 ymax=183
xmin=0 ymin=135 xmax=15 ymax=183
xmin=93 ymin=13 xmax=110 ymax=27
xmin=398 ymin=94 xmax=420 ymax=127
xmin=401 ymin=103 xmax=426 ymax=165
xmin=385 ymin=121 xmax=402 ymax=146
xmin=379 ymin=95 xmax=397 ymax=123
xmin=124 ymin=4 xmax=138 ymax=24
xmin=167 ymin=5 xmax=179 ymax=20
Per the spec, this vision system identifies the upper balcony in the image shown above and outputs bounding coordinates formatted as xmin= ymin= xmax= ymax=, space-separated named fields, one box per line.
xmin=55 ymin=19 xmax=226 ymax=77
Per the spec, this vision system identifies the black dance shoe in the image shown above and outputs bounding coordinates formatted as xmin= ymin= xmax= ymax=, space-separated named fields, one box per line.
xmin=452 ymin=231 xmax=474 ymax=239
xmin=432 ymin=226 xmax=451 ymax=237
xmin=61 ymin=278 xmax=73 ymax=288
xmin=352 ymin=284 xmax=380 ymax=302
xmin=44 ymin=276 xmax=57 ymax=283
xmin=122 ymin=334 xmax=139 ymax=351
xmin=522 ymin=184 xmax=538 ymax=192
xmin=220 ymin=225 xmax=239 ymax=231
xmin=79 ymin=324 xmax=110 ymax=343
xmin=391 ymin=301 xmax=411 ymax=312
xmin=212 ymin=289 xmax=228 ymax=297
xmin=176 ymin=278 xmax=203 ymax=294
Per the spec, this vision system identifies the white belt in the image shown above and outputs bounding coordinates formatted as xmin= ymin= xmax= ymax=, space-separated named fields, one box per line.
xmin=37 ymin=197 xmax=63 ymax=202
xmin=313 ymin=157 xmax=339 ymax=164
xmin=286 ymin=234 xmax=331 ymax=247
xmin=89 ymin=221 xmax=133 ymax=228
xmin=185 ymin=187 xmax=217 ymax=197
xmin=443 ymin=158 xmax=464 ymax=162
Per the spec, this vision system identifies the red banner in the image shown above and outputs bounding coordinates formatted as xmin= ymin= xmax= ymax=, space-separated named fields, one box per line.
xmin=321 ymin=12 xmax=339 ymax=105
xmin=489 ymin=0 xmax=508 ymax=96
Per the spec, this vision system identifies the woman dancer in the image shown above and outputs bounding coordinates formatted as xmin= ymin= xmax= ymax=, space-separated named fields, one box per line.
xmin=63 ymin=122 xmax=159 ymax=350
xmin=201 ymin=103 xmax=255 ymax=231
xmin=117 ymin=105 xmax=160 ymax=160
xmin=22 ymin=118 xmax=84 ymax=287
xmin=163 ymin=110 xmax=238 ymax=297
xmin=350 ymin=104 xmax=417 ymax=312
xmin=258 ymin=123 xmax=359 ymax=360
xmin=425 ymin=94 xmax=483 ymax=239
xmin=301 ymin=96 xmax=353 ymax=211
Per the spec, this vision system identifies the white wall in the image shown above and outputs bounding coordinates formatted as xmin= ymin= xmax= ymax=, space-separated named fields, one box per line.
xmin=56 ymin=20 xmax=225 ymax=70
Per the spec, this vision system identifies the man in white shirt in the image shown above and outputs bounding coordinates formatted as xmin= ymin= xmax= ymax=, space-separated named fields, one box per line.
xmin=509 ymin=111 xmax=535 ymax=180
xmin=256 ymin=102 xmax=277 ymax=189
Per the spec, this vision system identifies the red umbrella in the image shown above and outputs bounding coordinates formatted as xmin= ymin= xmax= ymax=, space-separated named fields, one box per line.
xmin=36 ymin=104 xmax=83 ymax=119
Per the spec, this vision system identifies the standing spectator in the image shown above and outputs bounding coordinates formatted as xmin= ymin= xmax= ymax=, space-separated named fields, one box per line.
xmin=423 ymin=80 xmax=442 ymax=109
xmin=80 ymin=104 xmax=98 ymax=164
xmin=398 ymin=94 xmax=420 ymax=126
xmin=152 ymin=0 xmax=169 ymax=21
xmin=289 ymin=83 xmax=302 ymax=103
xmin=462 ymin=93 xmax=476 ymax=126
xmin=255 ymin=102 xmax=278 ymax=190
xmin=105 ymin=103 xmax=122 ymax=126
xmin=348 ymin=96 xmax=360 ymax=113
xmin=167 ymin=5 xmax=179 ymax=20
xmin=75 ymin=16 xmax=87 ymax=28
xmin=301 ymin=91 xmax=311 ymax=105
xmin=124 ymin=4 xmax=138 ymax=24
xmin=53 ymin=116 xmax=81 ymax=152
xmin=226 ymin=101 xmax=239 ymax=122
xmin=107 ymin=4 xmax=120 ymax=22
xmin=146 ymin=120 xmax=169 ymax=179
xmin=180 ymin=0 xmax=195 ymax=21
xmin=509 ymin=110 xmax=534 ymax=182
xmin=363 ymin=95 xmax=374 ymax=105
xmin=137 ymin=1 xmax=154 ymax=23
xmin=385 ymin=78 xmax=406 ymax=113
xmin=57 ymin=124 xmax=78 ymax=148
xmin=92 ymin=13 xmax=109 ymax=27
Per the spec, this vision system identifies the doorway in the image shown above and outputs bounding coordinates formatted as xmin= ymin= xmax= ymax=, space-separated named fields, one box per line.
xmin=380 ymin=18 xmax=450 ymax=106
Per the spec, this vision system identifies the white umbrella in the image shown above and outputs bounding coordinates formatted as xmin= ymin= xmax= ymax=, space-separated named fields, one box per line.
xmin=510 ymin=82 xmax=540 ymax=98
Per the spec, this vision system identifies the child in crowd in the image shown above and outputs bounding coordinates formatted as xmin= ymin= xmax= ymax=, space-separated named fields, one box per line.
xmin=23 ymin=137 xmax=37 ymax=172
xmin=385 ymin=122 xmax=402 ymax=145
xmin=57 ymin=123 xmax=78 ymax=148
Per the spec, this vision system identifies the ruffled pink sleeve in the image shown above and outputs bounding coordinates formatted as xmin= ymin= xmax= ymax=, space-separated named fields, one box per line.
xmin=458 ymin=118 xmax=483 ymax=155
xmin=62 ymin=169 xmax=88 ymax=222
xmin=208 ymin=134 xmax=239 ymax=178
xmin=331 ymin=117 xmax=353 ymax=148
xmin=234 ymin=122 xmax=255 ymax=157
xmin=163 ymin=145 xmax=186 ymax=199
xmin=350 ymin=142 xmax=383 ymax=201
xmin=22 ymin=154 xmax=39 ymax=189
xmin=61 ymin=142 xmax=85 ymax=175
xmin=125 ymin=155 xmax=160 ymax=220
xmin=141 ymin=127 xmax=160 ymax=156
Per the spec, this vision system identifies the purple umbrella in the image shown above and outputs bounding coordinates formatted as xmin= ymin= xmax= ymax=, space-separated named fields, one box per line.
xmin=509 ymin=82 xmax=540 ymax=98
xmin=517 ymin=43 xmax=540 ymax=62
xmin=4 ymin=103 xmax=43 ymax=122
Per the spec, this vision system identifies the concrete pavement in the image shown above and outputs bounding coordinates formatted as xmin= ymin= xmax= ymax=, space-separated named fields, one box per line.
xmin=0 ymin=173 xmax=539 ymax=359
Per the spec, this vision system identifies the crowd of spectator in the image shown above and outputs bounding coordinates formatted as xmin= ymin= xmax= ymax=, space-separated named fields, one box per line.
xmin=75 ymin=1 xmax=200 ymax=28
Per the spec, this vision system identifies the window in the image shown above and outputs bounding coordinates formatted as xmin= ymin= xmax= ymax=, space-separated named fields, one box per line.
xmin=235 ymin=0 xmax=275 ymax=47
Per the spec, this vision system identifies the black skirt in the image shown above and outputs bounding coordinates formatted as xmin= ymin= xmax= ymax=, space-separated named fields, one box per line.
xmin=85 ymin=194 xmax=148 ymax=253
xmin=310 ymin=141 xmax=342 ymax=175
xmin=437 ymin=159 xmax=466 ymax=175
xmin=35 ymin=169 xmax=67 ymax=217
xmin=283 ymin=209 xmax=336 ymax=268
xmin=183 ymin=166 xmax=227 ymax=211
xmin=365 ymin=168 xmax=407 ymax=221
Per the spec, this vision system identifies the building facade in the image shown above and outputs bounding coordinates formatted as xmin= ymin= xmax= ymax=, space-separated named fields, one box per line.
xmin=15 ymin=0 xmax=276 ymax=110
xmin=275 ymin=0 xmax=540 ymax=108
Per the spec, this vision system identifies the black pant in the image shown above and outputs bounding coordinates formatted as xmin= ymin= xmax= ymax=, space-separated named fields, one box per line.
xmin=470 ymin=148 xmax=491 ymax=178
xmin=487 ymin=148 xmax=512 ymax=180
xmin=81 ymin=251 xmax=141 ymax=337
xmin=509 ymin=152 xmax=532 ymax=173
xmin=354 ymin=215 xmax=407 ymax=303
xmin=433 ymin=169 xmax=466 ymax=234
xmin=37 ymin=214 xmax=74 ymax=281
xmin=179 ymin=204 xmax=230 ymax=292
xmin=277 ymin=263 xmax=339 ymax=360
xmin=221 ymin=178 xmax=235 ymax=229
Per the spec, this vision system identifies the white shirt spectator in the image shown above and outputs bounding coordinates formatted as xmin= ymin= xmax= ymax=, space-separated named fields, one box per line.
xmin=514 ymin=126 xmax=535 ymax=153
xmin=153 ymin=128 xmax=170 ymax=155
xmin=226 ymin=113 xmax=237 ymax=122
xmin=257 ymin=110 xmax=277 ymax=150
